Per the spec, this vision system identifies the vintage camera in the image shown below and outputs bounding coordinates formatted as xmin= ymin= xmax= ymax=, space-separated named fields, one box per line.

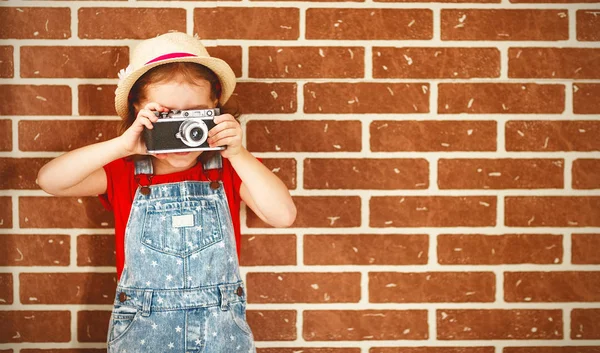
xmin=143 ymin=108 xmax=225 ymax=153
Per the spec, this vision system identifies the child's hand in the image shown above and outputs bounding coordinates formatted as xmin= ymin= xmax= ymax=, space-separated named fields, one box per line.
xmin=119 ymin=102 xmax=168 ymax=155
xmin=207 ymin=114 xmax=243 ymax=158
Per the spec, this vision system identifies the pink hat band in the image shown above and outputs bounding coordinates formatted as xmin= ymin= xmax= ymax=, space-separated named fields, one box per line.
xmin=145 ymin=52 xmax=197 ymax=65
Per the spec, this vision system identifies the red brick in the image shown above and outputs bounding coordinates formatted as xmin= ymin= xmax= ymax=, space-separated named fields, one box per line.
xmin=0 ymin=158 xmax=51 ymax=189
xmin=259 ymin=349 xmax=360 ymax=353
xmin=77 ymin=310 xmax=110 ymax=342
xmin=0 ymin=196 xmax=12 ymax=229
xmin=0 ymin=46 xmax=13 ymax=78
xmin=77 ymin=234 xmax=115 ymax=267
xmin=247 ymin=310 xmax=296 ymax=341
xmin=439 ymin=83 xmax=565 ymax=114
xmin=574 ymin=83 xmax=600 ymax=114
xmin=572 ymin=309 xmax=600 ymax=339
xmin=505 ymin=272 xmax=600 ymax=302
xmin=247 ymin=120 xmax=361 ymax=153
xmin=247 ymin=196 xmax=361 ymax=228
xmin=573 ymin=159 xmax=600 ymax=189
xmin=370 ymin=272 xmax=495 ymax=303
xmin=0 ymin=120 xmax=11 ymax=151
xmin=231 ymin=82 xmax=297 ymax=114
xmin=505 ymin=348 xmax=600 ymax=353
xmin=437 ymin=309 xmax=562 ymax=339
xmin=240 ymin=234 xmax=296 ymax=266
xmin=20 ymin=273 xmax=116 ymax=304
xmin=21 ymin=46 xmax=128 ymax=78
xmin=578 ymin=10 xmax=600 ymax=41
xmin=78 ymin=85 xmax=118 ymax=116
xmin=303 ymin=310 xmax=428 ymax=340
xmin=305 ymin=158 xmax=428 ymax=190
xmin=0 ymin=234 xmax=69 ymax=266
xmin=261 ymin=158 xmax=296 ymax=190
xmin=370 ymin=196 xmax=496 ymax=227
xmin=0 ymin=273 xmax=12 ymax=305
xmin=306 ymin=9 xmax=432 ymax=40
xmin=505 ymin=197 xmax=600 ymax=227
xmin=371 ymin=349 xmax=495 ymax=353
xmin=250 ymin=47 xmax=364 ymax=78
xmin=438 ymin=159 xmax=563 ymax=189
xmin=19 ymin=120 xmax=119 ymax=152
xmin=19 ymin=197 xmax=114 ymax=229
xmin=441 ymin=10 xmax=568 ymax=41
xmin=304 ymin=83 xmax=429 ymax=113
xmin=506 ymin=121 xmax=600 ymax=151
xmin=194 ymin=8 xmax=299 ymax=40
xmin=572 ymin=234 xmax=600 ymax=264
xmin=22 ymin=349 xmax=106 ymax=353
xmin=369 ymin=120 xmax=496 ymax=152
xmin=78 ymin=8 xmax=185 ymax=39
xmin=374 ymin=47 xmax=500 ymax=78
xmin=509 ymin=48 xmax=600 ymax=79
xmin=248 ymin=272 xmax=361 ymax=303
xmin=0 ymin=311 xmax=71 ymax=343
xmin=207 ymin=46 xmax=242 ymax=78
xmin=304 ymin=234 xmax=428 ymax=265
xmin=0 ymin=85 xmax=71 ymax=115
xmin=438 ymin=234 xmax=563 ymax=265
xmin=0 ymin=8 xmax=70 ymax=39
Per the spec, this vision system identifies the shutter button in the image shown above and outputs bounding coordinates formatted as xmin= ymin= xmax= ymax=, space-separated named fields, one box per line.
xmin=236 ymin=286 xmax=244 ymax=296
xmin=118 ymin=292 xmax=127 ymax=302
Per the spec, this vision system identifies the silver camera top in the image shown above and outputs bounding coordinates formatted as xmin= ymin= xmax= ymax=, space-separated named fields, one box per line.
xmin=154 ymin=108 xmax=220 ymax=119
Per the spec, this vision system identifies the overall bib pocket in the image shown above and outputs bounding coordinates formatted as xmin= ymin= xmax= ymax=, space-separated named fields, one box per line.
xmin=107 ymin=306 xmax=140 ymax=345
xmin=141 ymin=199 xmax=224 ymax=257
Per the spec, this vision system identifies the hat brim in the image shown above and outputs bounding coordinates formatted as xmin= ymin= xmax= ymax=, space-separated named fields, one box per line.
xmin=114 ymin=56 xmax=236 ymax=120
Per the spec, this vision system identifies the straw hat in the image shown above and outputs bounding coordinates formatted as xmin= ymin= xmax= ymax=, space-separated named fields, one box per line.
xmin=114 ymin=32 xmax=236 ymax=120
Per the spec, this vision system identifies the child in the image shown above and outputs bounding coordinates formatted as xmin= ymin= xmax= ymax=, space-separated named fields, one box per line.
xmin=37 ymin=32 xmax=296 ymax=353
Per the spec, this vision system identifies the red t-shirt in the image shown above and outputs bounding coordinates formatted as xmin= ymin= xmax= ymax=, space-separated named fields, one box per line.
xmin=99 ymin=156 xmax=253 ymax=280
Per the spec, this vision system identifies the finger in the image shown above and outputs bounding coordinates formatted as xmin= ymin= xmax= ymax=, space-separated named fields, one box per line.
xmin=208 ymin=128 xmax=239 ymax=143
xmin=208 ymin=121 xmax=235 ymax=137
xmin=135 ymin=113 xmax=154 ymax=129
xmin=213 ymin=113 xmax=236 ymax=124
xmin=210 ymin=136 xmax=236 ymax=147
xmin=144 ymin=102 xmax=167 ymax=112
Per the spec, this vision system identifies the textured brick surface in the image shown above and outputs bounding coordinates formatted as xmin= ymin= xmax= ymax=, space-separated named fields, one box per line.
xmin=371 ymin=121 xmax=497 ymax=152
xmin=247 ymin=272 xmax=361 ymax=303
xmin=4 ymin=0 xmax=599 ymax=349
xmin=441 ymin=10 xmax=569 ymax=41
xmin=303 ymin=310 xmax=428 ymax=340
xmin=437 ymin=309 xmax=562 ymax=339
xmin=304 ymin=234 xmax=428 ymax=265
xmin=438 ymin=234 xmax=563 ymax=265
xmin=374 ymin=47 xmax=500 ymax=78
xmin=438 ymin=84 xmax=565 ymax=114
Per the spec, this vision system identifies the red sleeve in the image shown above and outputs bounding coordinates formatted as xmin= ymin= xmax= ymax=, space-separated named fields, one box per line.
xmin=98 ymin=158 xmax=126 ymax=211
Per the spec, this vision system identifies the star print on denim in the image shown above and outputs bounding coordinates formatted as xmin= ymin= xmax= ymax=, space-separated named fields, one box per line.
xmin=107 ymin=156 xmax=256 ymax=352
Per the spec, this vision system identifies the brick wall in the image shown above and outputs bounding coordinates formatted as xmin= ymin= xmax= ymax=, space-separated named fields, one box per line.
xmin=0 ymin=0 xmax=599 ymax=352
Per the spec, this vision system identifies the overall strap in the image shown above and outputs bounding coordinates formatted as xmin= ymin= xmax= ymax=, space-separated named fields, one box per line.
xmin=134 ymin=156 xmax=154 ymax=176
xmin=133 ymin=156 xmax=153 ymax=194
xmin=202 ymin=153 xmax=222 ymax=171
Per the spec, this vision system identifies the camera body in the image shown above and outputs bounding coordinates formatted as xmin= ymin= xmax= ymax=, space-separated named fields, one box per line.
xmin=143 ymin=108 xmax=225 ymax=153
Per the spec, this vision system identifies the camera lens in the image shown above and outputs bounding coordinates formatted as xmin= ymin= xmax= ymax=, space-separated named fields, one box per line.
xmin=177 ymin=119 xmax=208 ymax=147
xmin=190 ymin=127 xmax=202 ymax=141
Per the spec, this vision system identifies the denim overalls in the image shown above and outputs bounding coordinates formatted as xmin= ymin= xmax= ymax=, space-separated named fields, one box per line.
xmin=106 ymin=154 xmax=256 ymax=353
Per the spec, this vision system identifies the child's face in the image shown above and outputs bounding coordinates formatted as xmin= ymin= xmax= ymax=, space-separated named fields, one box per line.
xmin=141 ymin=77 xmax=218 ymax=170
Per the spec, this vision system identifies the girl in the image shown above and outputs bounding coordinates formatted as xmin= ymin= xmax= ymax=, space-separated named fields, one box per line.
xmin=37 ymin=32 xmax=296 ymax=353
